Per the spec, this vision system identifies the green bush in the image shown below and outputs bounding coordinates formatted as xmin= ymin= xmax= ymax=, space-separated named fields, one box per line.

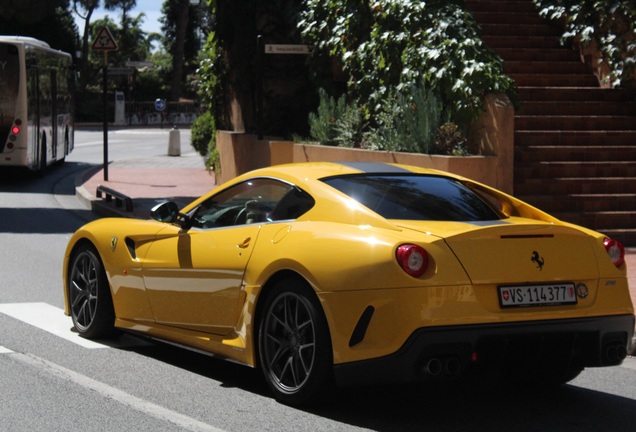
xmin=299 ymin=0 xmax=516 ymax=127
xmin=308 ymin=89 xmax=347 ymax=146
xmin=190 ymin=111 xmax=217 ymax=168
xmin=308 ymin=84 xmax=470 ymax=155
xmin=365 ymin=84 xmax=443 ymax=153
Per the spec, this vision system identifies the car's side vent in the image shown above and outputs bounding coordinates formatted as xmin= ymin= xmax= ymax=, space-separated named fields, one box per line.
xmin=349 ymin=306 xmax=375 ymax=347
xmin=125 ymin=237 xmax=137 ymax=259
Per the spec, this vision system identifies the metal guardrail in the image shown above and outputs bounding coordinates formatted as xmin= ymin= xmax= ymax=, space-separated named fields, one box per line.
xmin=96 ymin=185 xmax=134 ymax=213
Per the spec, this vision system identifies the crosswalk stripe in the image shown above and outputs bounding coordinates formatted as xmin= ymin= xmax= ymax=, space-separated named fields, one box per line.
xmin=11 ymin=352 xmax=226 ymax=432
xmin=0 ymin=302 xmax=108 ymax=349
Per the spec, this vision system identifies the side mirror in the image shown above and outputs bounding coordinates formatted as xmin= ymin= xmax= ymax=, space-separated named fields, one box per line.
xmin=151 ymin=201 xmax=181 ymax=223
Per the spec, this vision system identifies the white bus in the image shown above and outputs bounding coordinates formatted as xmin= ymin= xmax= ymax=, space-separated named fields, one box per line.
xmin=0 ymin=36 xmax=74 ymax=171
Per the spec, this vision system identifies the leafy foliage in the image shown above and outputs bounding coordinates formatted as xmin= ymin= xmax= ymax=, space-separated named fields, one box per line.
xmin=534 ymin=0 xmax=636 ymax=87
xmin=191 ymin=110 xmax=216 ymax=157
xmin=433 ymin=122 xmax=470 ymax=156
xmin=299 ymin=0 xmax=516 ymax=126
xmin=190 ymin=110 xmax=219 ymax=171
xmin=309 ymin=84 xmax=458 ymax=154
xmin=365 ymin=84 xmax=443 ymax=153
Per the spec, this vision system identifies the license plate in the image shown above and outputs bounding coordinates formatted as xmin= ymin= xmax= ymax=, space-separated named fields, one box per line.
xmin=498 ymin=283 xmax=577 ymax=308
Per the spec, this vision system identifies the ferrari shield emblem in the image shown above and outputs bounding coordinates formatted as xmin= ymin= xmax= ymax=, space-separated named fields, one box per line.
xmin=111 ymin=236 xmax=118 ymax=252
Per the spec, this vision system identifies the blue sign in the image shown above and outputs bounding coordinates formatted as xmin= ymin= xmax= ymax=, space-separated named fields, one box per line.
xmin=154 ymin=98 xmax=166 ymax=111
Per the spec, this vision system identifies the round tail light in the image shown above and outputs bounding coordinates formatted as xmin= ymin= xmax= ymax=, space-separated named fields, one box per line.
xmin=604 ymin=238 xmax=625 ymax=267
xmin=396 ymin=244 xmax=428 ymax=277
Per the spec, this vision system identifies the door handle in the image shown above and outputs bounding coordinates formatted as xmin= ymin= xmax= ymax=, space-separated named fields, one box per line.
xmin=238 ymin=237 xmax=251 ymax=249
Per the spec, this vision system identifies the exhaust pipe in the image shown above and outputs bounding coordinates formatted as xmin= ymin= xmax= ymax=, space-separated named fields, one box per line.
xmin=445 ymin=357 xmax=462 ymax=375
xmin=605 ymin=343 xmax=628 ymax=363
xmin=424 ymin=358 xmax=443 ymax=376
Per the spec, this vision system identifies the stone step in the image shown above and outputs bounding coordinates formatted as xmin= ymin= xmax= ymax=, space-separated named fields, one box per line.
xmin=471 ymin=11 xmax=547 ymax=25
xmin=495 ymin=48 xmax=581 ymax=62
xmin=465 ymin=0 xmax=539 ymax=13
xmin=514 ymin=177 xmax=636 ymax=195
xmin=516 ymin=194 xmax=636 ymax=213
xmin=515 ymin=161 xmax=636 ymax=178
xmin=516 ymin=115 xmax=636 ymax=130
xmin=483 ymin=35 xmax=563 ymax=50
xmin=511 ymin=73 xmax=599 ymax=87
xmin=514 ymin=143 xmax=636 ymax=161
xmin=517 ymin=87 xmax=636 ymax=101
xmin=515 ymin=130 xmax=636 ymax=148
xmin=517 ymin=101 xmax=636 ymax=116
xmin=505 ymin=61 xmax=590 ymax=75
xmin=480 ymin=23 xmax=561 ymax=37
xmin=551 ymin=211 xmax=636 ymax=231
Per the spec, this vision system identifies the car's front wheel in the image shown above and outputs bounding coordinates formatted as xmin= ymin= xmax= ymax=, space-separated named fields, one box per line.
xmin=258 ymin=279 xmax=333 ymax=405
xmin=68 ymin=243 xmax=117 ymax=339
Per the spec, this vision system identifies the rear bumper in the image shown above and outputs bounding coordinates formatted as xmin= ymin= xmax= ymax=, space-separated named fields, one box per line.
xmin=333 ymin=314 xmax=635 ymax=387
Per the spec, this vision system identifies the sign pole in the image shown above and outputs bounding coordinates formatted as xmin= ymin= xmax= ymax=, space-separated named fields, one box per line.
xmin=91 ymin=26 xmax=118 ymax=182
xmin=103 ymin=51 xmax=109 ymax=181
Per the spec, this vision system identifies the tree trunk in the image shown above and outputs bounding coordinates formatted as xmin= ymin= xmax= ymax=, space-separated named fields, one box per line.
xmin=170 ymin=0 xmax=190 ymax=101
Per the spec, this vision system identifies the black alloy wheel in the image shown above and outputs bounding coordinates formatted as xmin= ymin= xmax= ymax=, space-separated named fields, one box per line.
xmin=68 ymin=243 xmax=117 ymax=339
xmin=258 ymin=279 xmax=333 ymax=405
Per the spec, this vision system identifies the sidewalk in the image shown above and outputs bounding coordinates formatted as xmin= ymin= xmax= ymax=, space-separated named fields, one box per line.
xmin=76 ymin=154 xmax=216 ymax=219
xmin=74 ymin=156 xmax=636 ymax=354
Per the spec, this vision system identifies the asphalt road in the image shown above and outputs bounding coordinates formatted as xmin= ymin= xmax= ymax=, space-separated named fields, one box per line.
xmin=0 ymin=129 xmax=635 ymax=431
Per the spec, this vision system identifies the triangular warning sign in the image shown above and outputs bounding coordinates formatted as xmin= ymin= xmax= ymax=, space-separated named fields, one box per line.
xmin=92 ymin=27 xmax=118 ymax=51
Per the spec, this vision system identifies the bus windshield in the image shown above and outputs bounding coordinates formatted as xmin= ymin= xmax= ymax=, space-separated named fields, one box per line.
xmin=0 ymin=43 xmax=19 ymax=151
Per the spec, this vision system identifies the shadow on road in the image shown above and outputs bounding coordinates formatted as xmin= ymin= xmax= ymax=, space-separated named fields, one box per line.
xmin=115 ymin=336 xmax=636 ymax=432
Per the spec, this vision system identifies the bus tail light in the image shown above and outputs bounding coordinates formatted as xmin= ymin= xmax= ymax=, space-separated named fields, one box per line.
xmin=11 ymin=118 xmax=22 ymax=135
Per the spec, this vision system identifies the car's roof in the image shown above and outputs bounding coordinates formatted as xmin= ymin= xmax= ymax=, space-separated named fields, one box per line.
xmin=230 ymin=162 xmax=457 ymax=186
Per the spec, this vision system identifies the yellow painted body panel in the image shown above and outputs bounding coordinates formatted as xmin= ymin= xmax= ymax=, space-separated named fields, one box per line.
xmin=63 ymin=162 xmax=634 ymax=370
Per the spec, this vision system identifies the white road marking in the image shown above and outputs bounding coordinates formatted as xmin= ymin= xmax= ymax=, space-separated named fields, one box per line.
xmin=9 ymin=351 xmax=226 ymax=432
xmin=621 ymin=357 xmax=636 ymax=371
xmin=0 ymin=346 xmax=14 ymax=354
xmin=0 ymin=302 xmax=108 ymax=349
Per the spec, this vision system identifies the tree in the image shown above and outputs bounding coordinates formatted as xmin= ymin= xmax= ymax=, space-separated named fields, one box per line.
xmin=104 ymin=0 xmax=139 ymax=63
xmin=198 ymin=0 xmax=313 ymax=137
xmin=73 ymin=0 xmax=101 ymax=91
xmin=161 ymin=0 xmax=205 ymax=101
xmin=0 ymin=0 xmax=78 ymax=55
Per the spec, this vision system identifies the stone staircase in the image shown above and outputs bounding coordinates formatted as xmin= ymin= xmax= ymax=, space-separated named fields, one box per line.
xmin=465 ymin=0 xmax=636 ymax=246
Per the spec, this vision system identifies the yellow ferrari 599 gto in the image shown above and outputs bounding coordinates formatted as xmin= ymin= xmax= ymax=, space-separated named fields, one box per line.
xmin=63 ymin=162 xmax=634 ymax=405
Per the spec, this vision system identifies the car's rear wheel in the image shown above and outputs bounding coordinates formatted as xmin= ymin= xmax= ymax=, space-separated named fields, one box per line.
xmin=68 ymin=243 xmax=117 ymax=339
xmin=258 ymin=279 xmax=333 ymax=405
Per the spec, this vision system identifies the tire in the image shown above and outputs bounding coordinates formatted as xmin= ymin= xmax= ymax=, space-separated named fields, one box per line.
xmin=68 ymin=243 xmax=118 ymax=339
xmin=258 ymin=279 xmax=334 ymax=405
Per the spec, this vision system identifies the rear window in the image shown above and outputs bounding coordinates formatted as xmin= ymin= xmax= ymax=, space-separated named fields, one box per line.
xmin=322 ymin=174 xmax=503 ymax=221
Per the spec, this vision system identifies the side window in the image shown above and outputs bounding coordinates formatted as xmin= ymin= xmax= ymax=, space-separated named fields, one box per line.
xmin=189 ymin=178 xmax=310 ymax=229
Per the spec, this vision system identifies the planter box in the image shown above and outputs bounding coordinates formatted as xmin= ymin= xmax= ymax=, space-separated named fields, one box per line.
xmin=216 ymin=93 xmax=514 ymax=193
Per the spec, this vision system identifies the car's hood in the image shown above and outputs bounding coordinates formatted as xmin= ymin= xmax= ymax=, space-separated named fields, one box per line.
xmin=397 ymin=218 xmax=599 ymax=284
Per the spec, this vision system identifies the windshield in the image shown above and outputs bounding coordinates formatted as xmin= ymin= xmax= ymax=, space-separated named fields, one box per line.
xmin=322 ymin=174 xmax=503 ymax=222
xmin=0 ymin=43 xmax=19 ymax=150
